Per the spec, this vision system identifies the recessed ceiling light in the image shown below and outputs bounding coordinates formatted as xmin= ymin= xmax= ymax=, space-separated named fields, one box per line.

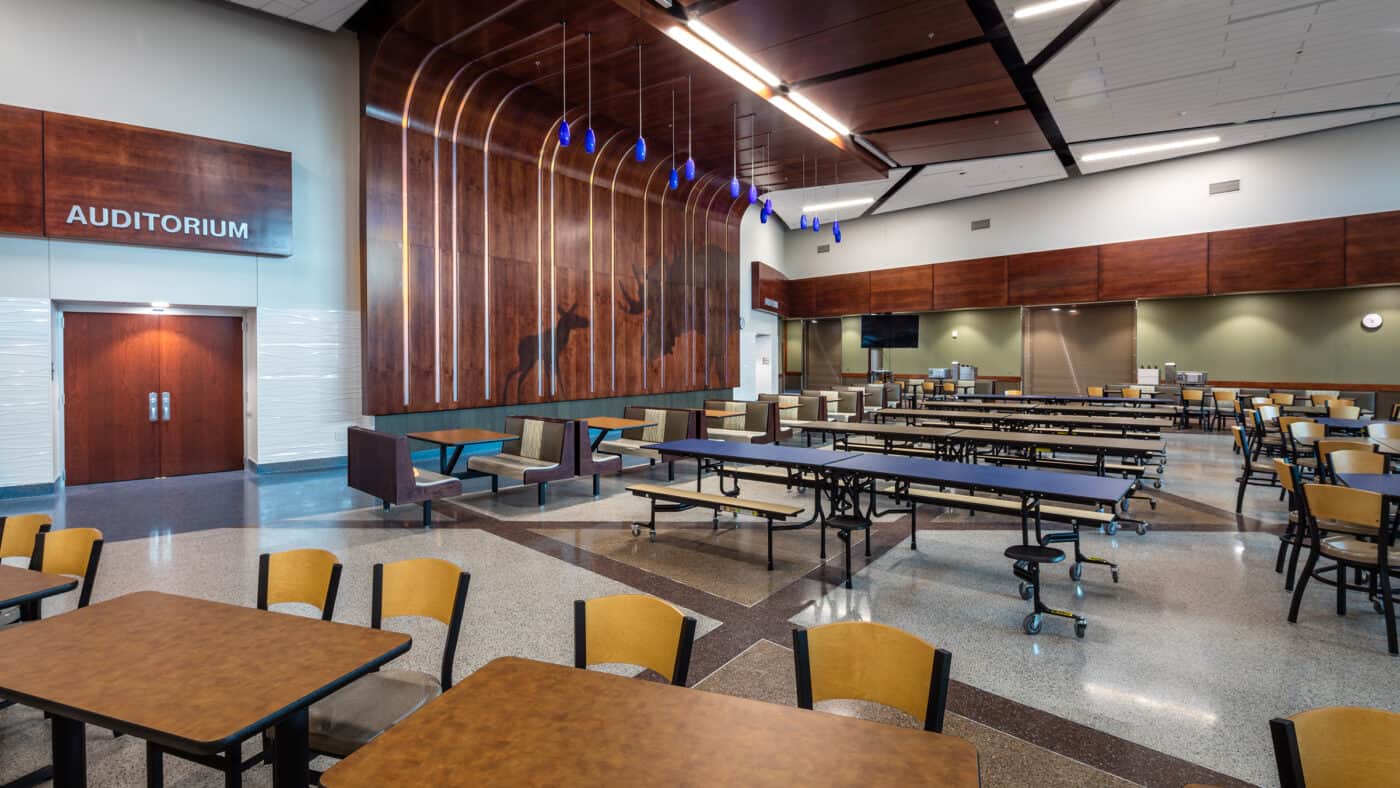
xmin=1080 ymin=135 xmax=1222 ymax=162
xmin=686 ymin=21 xmax=781 ymax=87
xmin=1050 ymin=307 xmax=1062 ymax=312
xmin=801 ymin=196 xmax=875 ymax=212
xmin=769 ymin=96 xmax=838 ymax=140
xmin=788 ymin=91 xmax=850 ymax=137
xmin=1013 ymin=0 xmax=1092 ymax=20
xmin=666 ymin=27 xmax=768 ymax=94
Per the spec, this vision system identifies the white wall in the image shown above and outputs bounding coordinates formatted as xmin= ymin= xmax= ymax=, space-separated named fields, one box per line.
xmin=735 ymin=206 xmax=786 ymax=399
xmin=783 ymin=117 xmax=1400 ymax=278
xmin=0 ymin=0 xmax=363 ymax=487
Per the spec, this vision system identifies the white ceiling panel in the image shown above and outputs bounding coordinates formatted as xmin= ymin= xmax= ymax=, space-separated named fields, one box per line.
xmin=874 ymin=151 xmax=1067 ymax=214
xmin=1030 ymin=0 xmax=1400 ymax=142
xmin=222 ymin=0 xmax=367 ymax=31
xmin=995 ymin=0 xmax=1092 ymax=64
xmin=765 ymin=171 xmax=907 ymax=228
xmin=1070 ymin=105 xmax=1400 ymax=173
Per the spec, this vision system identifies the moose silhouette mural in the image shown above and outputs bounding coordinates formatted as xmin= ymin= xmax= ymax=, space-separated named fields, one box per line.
xmin=503 ymin=302 xmax=589 ymax=400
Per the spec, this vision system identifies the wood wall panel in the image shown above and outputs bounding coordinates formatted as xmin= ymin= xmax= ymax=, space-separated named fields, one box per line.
xmin=789 ymin=278 xmax=817 ymax=318
xmin=359 ymin=20 xmax=743 ymax=415
xmin=1208 ymin=218 xmax=1345 ymax=294
xmin=0 ymin=105 xmax=43 ymax=236
xmin=1345 ymin=210 xmax=1400 ymax=286
xmin=42 ymin=111 xmax=291 ymax=256
xmin=869 ymin=264 xmax=934 ymax=312
xmin=813 ymin=272 xmax=871 ymax=316
xmin=1098 ymin=234 xmax=1208 ymax=301
xmin=1008 ymin=246 xmax=1098 ymax=305
xmin=933 ymin=257 xmax=1007 ymax=310
xmin=752 ymin=261 xmax=789 ymax=315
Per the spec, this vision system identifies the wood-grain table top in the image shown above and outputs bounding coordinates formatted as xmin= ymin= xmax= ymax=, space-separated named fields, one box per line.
xmin=703 ymin=409 xmax=745 ymax=418
xmin=0 ymin=591 xmax=410 ymax=753
xmin=0 ymin=565 xmax=77 ymax=609
xmin=408 ymin=428 xmax=518 ymax=446
xmin=586 ymin=417 xmax=653 ymax=431
xmin=320 ymin=657 xmax=980 ymax=787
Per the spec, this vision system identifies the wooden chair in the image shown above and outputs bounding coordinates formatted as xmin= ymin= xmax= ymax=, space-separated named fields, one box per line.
xmin=1314 ymin=440 xmax=1372 ymax=482
xmin=1308 ymin=391 xmax=1340 ymax=407
xmin=1180 ymin=389 xmax=1206 ymax=429
xmin=792 ymin=621 xmax=952 ymax=733
xmin=1004 ymin=389 xmax=1022 ymax=396
xmin=1328 ymin=448 xmax=1385 ymax=477
xmin=1254 ymin=406 xmax=1285 ymax=457
xmin=920 ymin=380 xmax=937 ymax=406
xmin=1274 ymin=461 xmax=1309 ymax=591
xmin=1328 ymin=404 xmax=1361 ymax=420
xmin=1086 ymin=386 xmax=1105 ymax=398
xmin=1287 ymin=484 xmax=1397 ymax=654
xmin=1391 ymin=402 xmax=1400 ymax=421
xmin=30 ymin=528 xmax=103 ymax=615
xmin=1366 ymin=422 xmax=1400 ymax=440
xmin=1270 ymin=706 xmax=1400 ymax=788
xmin=574 ymin=594 xmax=696 ymax=686
xmin=1270 ymin=392 xmax=1296 ymax=406
xmin=1286 ymin=421 xmax=1323 ymax=476
xmin=1121 ymin=386 xmax=1141 ymax=400
xmin=941 ymin=381 xmax=956 ymax=399
xmin=0 ymin=514 xmax=51 ymax=565
xmin=306 ymin=558 xmax=471 ymax=759
xmin=1212 ymin=390 xmax=1237 ymax=431
xmin=1232 ymin=427 xmax=1279 ymax=513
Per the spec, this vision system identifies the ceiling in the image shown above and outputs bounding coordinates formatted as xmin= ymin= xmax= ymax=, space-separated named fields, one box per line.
xmin=223 ymin=0 xmax=368 ymax=31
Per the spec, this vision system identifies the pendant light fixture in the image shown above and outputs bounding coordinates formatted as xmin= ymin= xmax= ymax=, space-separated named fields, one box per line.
xmin=832 ymin=160 xmax=842 ymax=243
xmin=558 ymin=23 xmax=571 ymax=147
xmin=811 ymin=159 xmax=820 ymax=232
xmin=729 ymin=103 xmax=740 ymax=198
xmin=747 ymin=123 xmax=758 ymax=205
xmin=583 ymin=33 xmax=596 ymax=153
xmin=684 ymin=75 xmax=696 ymax=180
xmin=799 ymin=154 xmax=808 ymax=230
xmin=760 ymin=131 xmax=773 ymax=221
xmin=668 ymin=91 xmax=679 ymax=190
xmin=634 ymin=44 xmax=646 ymax=162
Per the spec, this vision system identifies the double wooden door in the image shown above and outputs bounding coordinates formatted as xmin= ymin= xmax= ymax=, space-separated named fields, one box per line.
xmin=64 ymin=313 xmax=244 ymax=485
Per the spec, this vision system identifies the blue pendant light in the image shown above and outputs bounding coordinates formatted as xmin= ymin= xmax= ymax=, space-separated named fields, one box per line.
xmin=668 ymin=91 xmax=679 ymax=190
xmin=760 ymin=208 xmax=769 ymax=224
xmin=729 ymin=103 xmax=740 ymax=198
xmin=634 ymin=45 xmax=646 ymax=163
xmin=669 ymin=168 xmax=679 ymax=190
xmin=748 ymin=183 xmax=758 ymax=204
xmin=833 ymin=220 xmax=842 ymax=243
xmin=558 ymin=23 xmax=570 ymax=146
xmin=763 ymin=197 xmax=772 ymax=217
xmin=800 ymin=215 xmax=808 ymax=230
xmin=684 ymin=75 xmax=696 ymax=180
xmin=583 ymin=34 xmax=596 ymax=154
xmin=813 ymin=216 xmax=820 ymax=232
xmin=746 ymin=115 xmax=759 ymax=203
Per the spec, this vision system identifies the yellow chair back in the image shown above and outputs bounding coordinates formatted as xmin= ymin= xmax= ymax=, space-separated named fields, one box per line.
xmin=1366 ymin=422 xmax=1400 ymax=439
xmin=1121 ymin=387 xmax=1141 ymax=399
xmin=921 ymin=381 xmax=934 ymax=393
xmin=794 ymin=621 xmax=949 ymax=731
xmin=1004 ymin=390 xmax=1022 ymax=396
xmin=1279 ymin=706 xmax=1400 ymax=788
xmin=576 ymin=594 xmax=695 ymax=685
xmin=1251 ymin=396 xmax=1272 ymax=406
xmin=1315 ymin=439 xmax=1369 ymax=462
xmin=1087 ymin=386 xmax=1104 ymax=397
xmin=1328 ymin=449 xmax=1385 ymax=476
xmin=1231 ymin=425 xmax=1248 ymax=453
xmin=376 ymin=557 xmax=468 ymax=626
xmin=1183 ymin=389 xmax=1204 ymax=402
xmin=942 ymin=382 xmax=955 ymax=394
xmin=0 ymin=514 xmax=51 ymax=560
xmin=1328 ymin=405 xmax=1361 ymax=420
xmin=1213 ymin=390 xmax=1236 ymax=402
xmin=1270 ymin=393 xmax=1296 ymax=406
xmin=1290 ymin=421 xmax=1325 ymax=443
xmin=1302 ymin=484 xmax=1382 ymax=531
xmin=36 ymin=528 xmax=102 ymax=579
xmin=1274 ymin=459 xmax=1297 ymax=494
xmin=1278 ymin=416 xmax=1310 ymax=434
xmin=260 ymin=549 xmax=342 ymax=618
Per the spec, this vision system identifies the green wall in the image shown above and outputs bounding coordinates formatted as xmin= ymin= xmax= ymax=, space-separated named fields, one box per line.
xmin=1137 ymin=287 xmax=1400 ymax=383
xmin=783 ymin=320 xmax=803 ymax=372
xmin=836 ymin=308 xmax=1023 ymax=377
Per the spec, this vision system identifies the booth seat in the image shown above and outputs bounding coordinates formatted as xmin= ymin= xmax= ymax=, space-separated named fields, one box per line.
xmin=802 ymin=390 xmax=864 ymax=422
xmin=466 ymin=417 xmax=577 ymax=505
xmin=598 ymin=407 xmax=700 ymax=476
xmin=702 ymin=400 xmax=778 ymax=443
xmin=347 ymin=427 xmax=461 ymax=528
xmin=759 ymin=394 xmax=826 ymax=443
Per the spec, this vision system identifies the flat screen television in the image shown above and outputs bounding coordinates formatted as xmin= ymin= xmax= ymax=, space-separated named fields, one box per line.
xmin=860 ymin=314 xmax=919 ymax=348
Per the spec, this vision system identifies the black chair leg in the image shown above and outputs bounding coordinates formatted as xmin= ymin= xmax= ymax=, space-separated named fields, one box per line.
xmin=668 ymin=462 xmax=675 ymax=481
xmin=1288 ymin=550 xmax=1319 ymax=622
xmin=1337 ymin=567 xmax=1347 ymax=616
xmin=1235 ymin=470 xmax=1249 ymax=513
xmin=422 ymin=500 xmax=432 ymax=528
xmin=1380 ymin=570 xmax=1398 ymax=655
xmin=1285 ymin=538 xmax=1305 ymax=592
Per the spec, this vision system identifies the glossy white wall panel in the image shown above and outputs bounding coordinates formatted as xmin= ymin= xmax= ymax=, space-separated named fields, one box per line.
xmin=0 ymin=299 xmax=54 ymax=487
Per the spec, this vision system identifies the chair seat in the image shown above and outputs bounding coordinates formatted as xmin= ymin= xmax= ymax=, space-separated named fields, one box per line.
xmin=1319 ymin=535 xmax=1383 ymax=565
xmin=707 ymin=428 xmax=765 ymax=443
xmin=598 ymin=438 xmax=661 ymax=459
xmin=1317 ymin=519 xmax=1378 ymax=537
xmin=411 ymin=467 xmax=457 ymax=489
xmin=828 ymin=412 xmax=856 ymax=423
xmin=466 ymin=454 xmax=559 ymax=479
xmin=307 ymin=669 xmax=441 ymax=758
xmin=1004 ymin=544 xmax=1065 ymax=564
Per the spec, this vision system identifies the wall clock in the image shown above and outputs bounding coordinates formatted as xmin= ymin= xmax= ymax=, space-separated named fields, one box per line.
xmin=1361 ymin=312 xmax=1383 ymax=330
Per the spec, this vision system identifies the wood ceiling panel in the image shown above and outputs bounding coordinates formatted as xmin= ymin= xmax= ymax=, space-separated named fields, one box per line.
xmin=1208 ymin=218 xmax=1345 ymax=294
xmin=1098 ymin=234 xmax=1208 ymax=301
xmin=1345 ymin=210 xmax=1400 ymax=286
xmin=1008 ymin=247 xmax=1099 ymax=305
xmin=799 ymin=45 xmax=1022 ymax=133
xmin=696 ymin=0 xmax=984 ymax=85
xmin=933 ymin=257 xmax=1007 ymax=310
xmin=865 ymin=109 xmax=1046 ymax=166
xmin=869 ymin=264 xmax=934 ymax=312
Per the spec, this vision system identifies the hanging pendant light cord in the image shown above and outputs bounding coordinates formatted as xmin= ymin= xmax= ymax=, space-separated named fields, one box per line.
xmin=687 ymin=75 xmax=692 ymax=160
xmin=732 ymin=103 xmax=737 ymax=180
xmin=561 ymin=22 xmax=566 ymax=117
xmin=586 ymin=33 xmax=591 ymax=129
xmin=637 ymin=45 xmax=643 ymax=138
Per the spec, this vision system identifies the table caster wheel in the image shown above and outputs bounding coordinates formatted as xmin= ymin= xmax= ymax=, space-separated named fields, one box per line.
xmin=1105 ymin=522 xmax=1119 ymax=536
xmin=1070 ymin=563 xmax=1083 ymax=582
xmin=1111 ymin=567 xmax=1120 ymax=583
xmin=1075 ymin=618 xmax=1087 ymax=639
xmin=631 ymin=523 xmax=641 ymax=537
xmin=1019 ymin=582 xmax=1033 ymax=600
xmin=1148 ymin=499 xmax=1158 ymax=510
xmin=1023 ymin=613 xmax=1042 ymax=635
xmin=1014 ymin=560 xmax=1028 ymax=572
xmin=1154 ymin=480 xmax=1162 ymax=489
xmin=1136 ymin=522 xmax=1148 ymax=535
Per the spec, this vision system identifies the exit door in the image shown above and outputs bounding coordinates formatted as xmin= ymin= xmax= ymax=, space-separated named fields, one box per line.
xmin=63 ymin=312 xmax=244 ymax=485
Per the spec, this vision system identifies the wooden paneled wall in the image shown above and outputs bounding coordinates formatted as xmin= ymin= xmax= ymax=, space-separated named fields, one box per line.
xmin=772 ymin=210 xmax=1400 ymax=318
xmin=360 ymin=22 xmax=743 ymax=416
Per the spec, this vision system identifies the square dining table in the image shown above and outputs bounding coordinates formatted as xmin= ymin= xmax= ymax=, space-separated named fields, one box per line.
xmin=0 ymin=564 xmax=77 ymax=619
xmin=0 ymin=591 xmax=410 ymax=788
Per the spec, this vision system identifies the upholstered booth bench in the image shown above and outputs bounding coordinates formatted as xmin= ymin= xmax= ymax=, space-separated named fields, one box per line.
xmin=702 ymin=400 xmax=779 ymax=443
xmin=801 ymin=389 xmax=864 ymax=423
xmin=347 ymin=427 xmax=461 ymax=528
xmin=596 ymin=407 xmax=701 ymax=480
xmin=466 ymin=417 xmax=577 ymax=505
xmin=759 ymin=394 xmax=826 ymax=444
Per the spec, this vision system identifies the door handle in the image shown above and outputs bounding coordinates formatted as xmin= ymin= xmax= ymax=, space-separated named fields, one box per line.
xmin=148 ymin=392 xmax=158 ymax=422
xmin=161 ymin=392 xmax=171 ymax=422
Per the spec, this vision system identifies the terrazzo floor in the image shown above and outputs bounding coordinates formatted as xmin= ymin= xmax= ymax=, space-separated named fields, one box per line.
xmin=0 ymin=429 xmax=1393 ymax=787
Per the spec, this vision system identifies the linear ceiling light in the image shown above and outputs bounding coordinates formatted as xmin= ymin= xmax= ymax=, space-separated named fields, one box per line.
xmin=665 ymin=26 xmax=768 ymax=94
xmin=788 ymin=91 xmax=850 ymax=137
xmin=1012 ymin=0 xmax=1092 ymax=20
xmin=769 ymin=96 xmax=838 ymax=141
xmin=1079 ymin=135 xmax=1222 ymax=162
xmin=686 ymin=20 xmax=781 ymax=87
xmin=801 ymin=196 xmax=874 ymax=213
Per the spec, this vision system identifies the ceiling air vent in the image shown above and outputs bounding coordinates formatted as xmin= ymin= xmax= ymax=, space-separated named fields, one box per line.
xmin=1209 ymin=179 xmax=1240 ymax=195
xmin=817 ymin=243 xmax=831 ymax=254
xmin=971 ymin=218 xmax=991 ymax=231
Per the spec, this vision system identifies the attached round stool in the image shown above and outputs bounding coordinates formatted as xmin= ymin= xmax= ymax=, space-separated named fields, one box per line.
xmin=1004 ymin=544 xmax=1087 ymax=638
xmin=826 ymin=514 xmax=870 ymax=589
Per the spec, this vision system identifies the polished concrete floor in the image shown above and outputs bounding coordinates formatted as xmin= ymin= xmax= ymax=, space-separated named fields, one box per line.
xmin=1 ymin=429 xmax=1394 ymax=787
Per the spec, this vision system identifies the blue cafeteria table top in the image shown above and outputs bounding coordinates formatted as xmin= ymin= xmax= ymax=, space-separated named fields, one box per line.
xmin=1339 ymin=473 xmax=1400 ymax=497
xmin=645 ymin=439 xmax=860 ymax=468
xmin=830 ymin=453 xmax=1134 ymax=506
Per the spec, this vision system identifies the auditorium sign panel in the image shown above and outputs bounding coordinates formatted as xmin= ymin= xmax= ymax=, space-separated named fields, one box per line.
xmin=0 ymin=104 xmax=292 ymax=257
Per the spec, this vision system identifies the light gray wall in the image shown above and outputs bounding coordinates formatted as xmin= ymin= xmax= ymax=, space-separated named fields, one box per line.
xmin=782 ymin=117 xmax=1400 ymax=279
xmin=735 ymin=207 xmax=786 ymax=399
xmin=0 ymin=0 xmax=362 ymax=487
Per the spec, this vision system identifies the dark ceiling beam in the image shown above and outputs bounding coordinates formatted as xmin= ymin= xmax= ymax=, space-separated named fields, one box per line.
xmin=861 ymin=165 xmax=925 ymax=218
xmin=1027 ymin=0 xmax=1122 ymax=74
xmin=862 ymin=105 xmax=1030 ymax=137
xmin=965 ymin=0 xmax=1080 ymax=176
xmin=682 ymin=0 xmax=742 ymax=18
xmin=787 ymin=36 xmax=989 ymax=90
